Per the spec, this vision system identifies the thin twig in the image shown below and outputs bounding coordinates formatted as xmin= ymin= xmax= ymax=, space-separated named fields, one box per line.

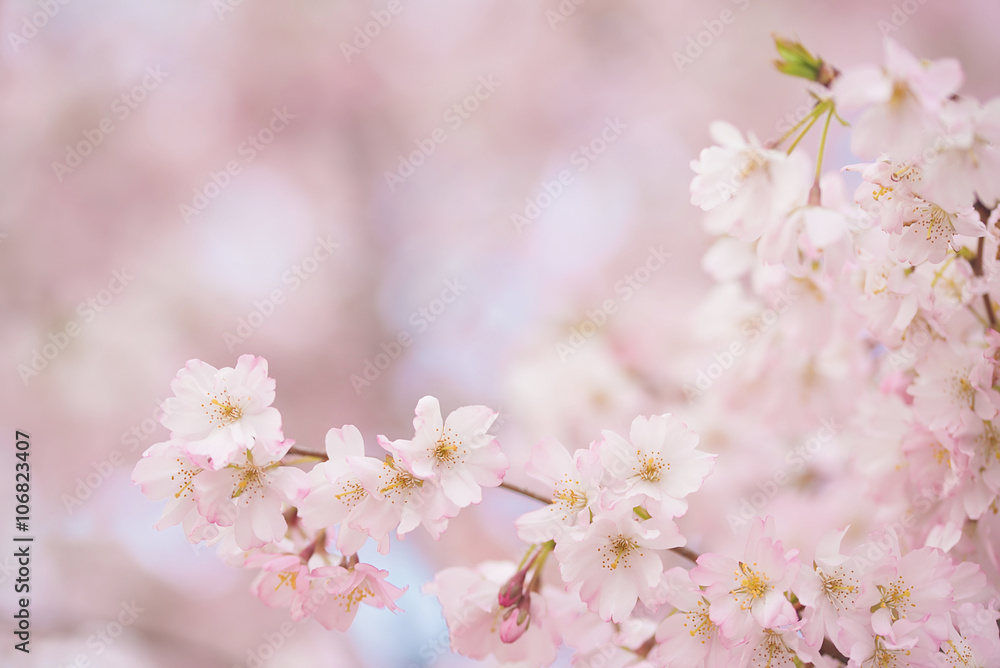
xmin=498 ymin=480 xmax=552 ymax=505
xmin=972 ymin=201 xmax=997 ymax=330
xmin=285 ymin=446 xmax=328 ymax=460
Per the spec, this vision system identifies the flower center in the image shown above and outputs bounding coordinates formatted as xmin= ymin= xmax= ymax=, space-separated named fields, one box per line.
xmin=604 ymin=535 xmax=639 ymax=570
xmin=433 ymin=435 xmax=460 ymax=462
xmin=206 ymin=393 xmax=245 ymax=427
xmin=275 ymin=570 xmax=299 ymax=591
xmin=334 ymin=581 xmax=374 ymax=613
xmin=553 ymin=486 xmax=586 ymax=510
xmin=637 ymin=454 xmax=666 ymax=482
xmin=683 ymin=599 xmax=715 ymax=640
xmin=334 ymin=481 xmax=367 ymax=503
xmin=232 ymin=464 xmax=265 ymax=498
xmin=866 ymin=635 xmax=910 ymax=668
xmin=731 ymin=562 xmax=770 ymax=608
xmin=379 ymin=458 xmax=423 ymax=495
xmin=870 ymin=580 xmax=912 ymax=622
xmin=818 ymin=567 xmax=857 ymax=611
xmin=171 ymin=458 xmax=202 ymax=500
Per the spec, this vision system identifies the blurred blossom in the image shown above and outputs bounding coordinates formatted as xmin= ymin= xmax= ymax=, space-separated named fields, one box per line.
xmin=4 ymin=0 xmax=1000 ymax=666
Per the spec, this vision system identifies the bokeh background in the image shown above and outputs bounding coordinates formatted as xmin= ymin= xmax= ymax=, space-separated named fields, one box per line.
xmin=2 ymin=0 xmax=999 ymax=666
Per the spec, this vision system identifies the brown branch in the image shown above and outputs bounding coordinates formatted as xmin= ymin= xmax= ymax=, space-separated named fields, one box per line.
xmin=286 ymin=446 xmax=328 ymax=460
xmin=498 ymin=480 xmax=552 ymax=505
xmin=972 ymin=201 xmax=997 ymax=330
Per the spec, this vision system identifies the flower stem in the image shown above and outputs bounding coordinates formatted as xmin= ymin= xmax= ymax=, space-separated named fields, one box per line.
xmin=972 ymin=202 xmax=997 ymax=330
xmin=814 ymin=104 xmax=835 ymax=183
xmin=498 ymin=480 xmax=552 ymax=505
xmin=770 ymin=100 xmax=825 ymax=149
xmin=286 ymin=446 xmax=328 ymax=461
xmin=785 ymin=107 xmax=823 ymax=155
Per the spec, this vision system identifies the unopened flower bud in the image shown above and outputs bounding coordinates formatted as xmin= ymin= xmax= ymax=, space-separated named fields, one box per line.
xmin=498 ymin=565 xmax=529 ymax=607
xmin=499 ymin=593 xmax=531 ymax=643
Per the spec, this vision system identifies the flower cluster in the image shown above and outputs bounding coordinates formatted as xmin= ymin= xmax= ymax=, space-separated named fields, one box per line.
xmin=133 ymin=36 xmax=1000 ymax=668
xmin=133 ymin=356 xmax=508 ymax=630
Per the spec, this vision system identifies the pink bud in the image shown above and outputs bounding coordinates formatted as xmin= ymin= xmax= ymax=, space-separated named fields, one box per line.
xmin=498 ymin=569 xmax=527 ymax=608
xmin=499 ymin=594 xmax=531 ymax=643
xmin=498 ymin=553 xmax=538 ymax=608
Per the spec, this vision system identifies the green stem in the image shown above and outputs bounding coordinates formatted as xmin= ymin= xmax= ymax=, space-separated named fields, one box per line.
xmin=770 ymin=101 xmax=825 ymax=148
xmin=785 ymin=105 xmax=823 ymax=155
xmin=814 ymin=104 xmax=835 ymax=182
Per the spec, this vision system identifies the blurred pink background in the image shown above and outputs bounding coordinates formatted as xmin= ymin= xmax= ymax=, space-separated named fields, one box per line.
xmin=3 ymin=0 xmax=999 ymax=666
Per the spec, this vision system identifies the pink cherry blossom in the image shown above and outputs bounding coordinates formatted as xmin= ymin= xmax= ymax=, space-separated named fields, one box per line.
xmin=651 ymin=567 xmax=746 ymax=668
xmin=381 ymin=396 xmax=508 ymax=508
xmin=424 ymin=562 xmax=560 ymax=668
xmin=131 ymin=439 xmax=203 ymax=531
xmin=834 ymin=38 xmax=963 ymax=159
xmin=690 ymin=120 xmax=812 ymax=242
xmin=690 ymin=517 xmax=799 ymax=641
xmin=598 ymin=413 xmax=715 ymax=518
xmin=351 ymin=451 xmax=459 ymax=542
xmin=909 ymin=341 xmax=997 ymax=431
xmin=160 ymin=355 xmax=285 ymax=469
xmin=554 ymin=501 xmax=684 ymax=623
xmin=921 ymin=97 xmax=1000 ymax=211
xmin=310 ymin=563 xmax=406 ymax=632
xmin=193 ymin=440 xmax=309 ymax=550
xmin=514 ymin=437 xmax=602 ymax=544
xmin=297 ymin=425 xmax=388 ymax=555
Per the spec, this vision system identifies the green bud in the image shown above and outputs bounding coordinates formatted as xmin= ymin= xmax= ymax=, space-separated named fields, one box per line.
xmin=772 ymin=35 xmax=836 ymax=86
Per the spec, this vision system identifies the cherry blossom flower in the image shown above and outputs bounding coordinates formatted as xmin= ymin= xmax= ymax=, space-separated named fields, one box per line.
xmin=351 ymin=451 xmax=459 ymax=542
xmin=690 ymin=517 xmax=799 ymax=641
xmin=598 ymin=414 xmax=715 ymax=518
xmin=833 ymin=38 xmax=963 ymax=159
xmin=921 ymin=97 xmax=1000 ymax=211
xmin=554 ymin=501 xmax=684 ymax=623
xmin=297 ymin=425 xmax=388 ymax=555
xmin=310 ymin=563 xmax=406 ymax=632
xmin=193 ymin=440 xmax=309 ymax=550
xmin=160 ymin=355 xmax=285 ymax=469
xmin=131 ymin=439 xmax=203 ymax=531
xmin=908 ymin=341 xmax=997 ymax=431
xmin=651 ymin=567 xmax=746 ymax=668
xmin=839 ymin=617 xmax=938 ymax=668
xmin=857 ymin=546 xmax=955 ymax=641
xmin=795 ymin=527 xmax=861 ymax=650
xmin=690 ymin=121 xmax=811 ymax=242
xmin=380 ymin=396 xmax=508 ymax=508
xmin=941 ymin=602 xmax=1000 ymax=668
xmin=514 ymin=437 xmax=602 ymax=544
xmin=424 ymin=562 xmax=560 ymax=668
